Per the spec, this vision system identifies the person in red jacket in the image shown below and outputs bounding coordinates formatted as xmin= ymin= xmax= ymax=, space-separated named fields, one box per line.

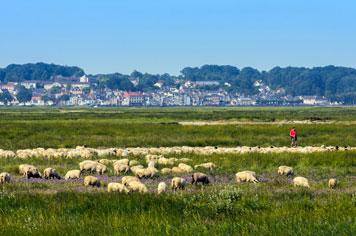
xmin=290 ymin=127 xmax=297 ymax=147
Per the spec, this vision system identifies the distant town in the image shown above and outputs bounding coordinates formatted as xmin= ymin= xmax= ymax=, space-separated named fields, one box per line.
xmin=0 ymin=75 xmax=338 ymax=107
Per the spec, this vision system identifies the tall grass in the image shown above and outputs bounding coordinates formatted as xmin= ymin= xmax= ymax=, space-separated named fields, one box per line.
xmin=0 ymin=187 xmax=354 ymax=235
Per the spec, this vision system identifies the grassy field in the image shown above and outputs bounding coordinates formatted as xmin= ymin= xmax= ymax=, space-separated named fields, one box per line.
xmin=0 ymin=107 xmax=355 ymax=235
xmin=0 ymin=151 xmax=355 ymax=235
xmin=0 ymin=107 xmax=356 ymax=149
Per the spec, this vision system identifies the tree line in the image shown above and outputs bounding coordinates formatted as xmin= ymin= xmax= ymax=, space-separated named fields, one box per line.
xmin=1 ymin=63 xmax=356 ymax=103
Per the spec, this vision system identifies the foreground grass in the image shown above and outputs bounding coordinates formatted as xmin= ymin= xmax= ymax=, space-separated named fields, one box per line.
xmin=0 ymin=186 xmax=355 ymax=235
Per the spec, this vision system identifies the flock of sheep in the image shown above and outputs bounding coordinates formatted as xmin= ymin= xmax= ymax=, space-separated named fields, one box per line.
xmin=0 ymin=152 xmax=338 ymax=192
xmin=0 ymin=145 xmax=352 ymax=160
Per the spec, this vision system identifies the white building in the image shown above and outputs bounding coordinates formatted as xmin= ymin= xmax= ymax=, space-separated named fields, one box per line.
xmin=44 ymin=82 xmax=62 ymax=91
xmin=301 ymin=96 xmax=330 ymax=105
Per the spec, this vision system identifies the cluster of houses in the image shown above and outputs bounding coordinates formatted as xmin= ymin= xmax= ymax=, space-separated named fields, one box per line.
xmin=0 ymin=76 xmax=336 ymax=107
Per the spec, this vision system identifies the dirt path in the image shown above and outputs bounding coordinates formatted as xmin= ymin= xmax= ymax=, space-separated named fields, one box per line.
xmin=178 ymin=120 xmax=356 ymax=126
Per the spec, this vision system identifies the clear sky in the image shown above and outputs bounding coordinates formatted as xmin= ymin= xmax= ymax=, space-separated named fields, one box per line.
xmin=0 ymin=0 xmax=355 ymax=75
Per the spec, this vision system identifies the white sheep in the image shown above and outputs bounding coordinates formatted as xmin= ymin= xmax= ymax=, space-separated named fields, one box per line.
xmin=235 ymin=171 xmax=259 ymax=183
xmin=171 ymin=177 xmax=187 ymax=191
xmin=130 ymin=165 xmax=145 ymax=176
xmin=129 ymin=160 xmax=140 ymax=167
xmin=43 ymin=168 xmax=61 ymax=179
xmin=157 ymin=157 xmax=175 ymax=165
xmin=145 ymin=154 xmax=161 ymax=163
xmin=328 ymin=178 xmax=337 ymax=189
xmin=79 ymin=160 xmax=98 ymax=173
xmin=19 ymin=164 xmax=42 ymax=179
xmin=95 ymin=163 xmax=107 ymax=175
xmin=177 ymin=163 xmax=193 ymax=173
xmin=126 ymin=181 xmax=148 ymax=193
xmin=147 ymin=160 xmax=156 ymax=168
xmin=161 ymin=168 xmax=172 ymax=175
xmin=113 ymin=159 xmax=130 ymax=166
xmin=277 ymin=166 xmax=294 ymax=176
xmin=0 ymin=172 xmax=11 ymax=184
xmin=0 ymin=150 xmax=16 ymax=158
xmin=64 ymin=170 xmax=81 ymax=180
xmin=179 ymin=158 xmax=192 ymax=163
xmin=121 ymin=176 xmax=140 ymax=186
xmin=194 ymin=162 xmax=216 ymax=170
xmin=157 ymin=182 xmax=167 ymax=194
xmin=107 ymin=182 xmax=129 ymax=193
xmin=135 ymin=167 xmax=158 ymax=178
xmin=293 ymin=176 xmax=310 ymax=188
xmin=84 ymin=176 xmax=101 ymax=187
xmin=114 ymin=163 xmax=130 ymax=175
xmin=98 ymin=159 xmax=112 ymax=166
xmin=97 ymin=148 xmax=117 ymax=157
xmin=171 ymin=166 xmax=185 ymax=174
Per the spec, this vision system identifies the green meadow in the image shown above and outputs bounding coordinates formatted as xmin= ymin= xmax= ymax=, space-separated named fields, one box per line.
xmin=0 ymin=107 xmax=355 ymax=235
xmin=0 ymin=107 xmax=356 ymax=149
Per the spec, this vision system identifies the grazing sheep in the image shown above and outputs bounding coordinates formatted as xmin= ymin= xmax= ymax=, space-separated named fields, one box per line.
xmin=97 ymin=148 xmax=117 ymax=157
xmin=144 ymin=167 xmax=158 ymax=178
xmin=328 ymin=178 xmax=337 ymax=189
xmin=95 ymin=163 xmax=107 ymax=175
xmin=171 ymin=166 xmax=185 ymax=174
xmin=64 ymin=170 xmax=81 ymax=180
xmin=277 ymin=166 xmax=294 ymax=176
xmin=157 ymin=182 xmax=167 ymax=194
xmin=0 ymin=172 xmax=11 ymax=184
xmin=135 ymin=167 xmax=158 ymax=178
xmin=171 ymin=177 xmax=187 ymax=191
xmin=113 ymin=159 xmax=130 ymax=166
xmin=177 ymin=163 xmax=193 ymax=173
xmin=194 ymin=162 xmax=216 ymax=170
xmin=129 ymin=160 xmax=140 ymax=167
xmin=130 ymin=165 xmax=145 ymax=175
xmin=179 ymin=158 xmax=192 ymax=163
xmin=133 ymin=168 xmax=145 ymax=178
xmin=235 ymin=171 xmax=259 ymax=183
xmin=126 ymin=181 xmax=148 ymax=193
xmin=98 ymin=159 xmax=112 ymax=166
xmin=43 ymin=168 xmax=61 ymax=179
xmin=79 ymin=160 xmax=107 ymax=175
xmin=19 ymin=164 xmax=42 ymax=179
xmin=107 ymin=183 xmax=129 ymax=193
xmin=293 ymin=176 xmax=310 ymax=188
xmin=0 ymin=150 xmax=16 ymax=158
xmin=121 ymin=176 xmax=140 ymax=186
xmin=145 ymin=154 xmax=161 ymax=163
xmin=191 ymin=172 xmax=210 ymax=185
xmin=84 ymin=176 xmax=101 ymax=187
xmin=161 ymin=168 xmax=172 ymax=175
xmin=79 ymin=160 xmax=98 ymax=173
xmin=157 ymin=157 xmax=175 ymax=165
xmin=114 ymin=163 xmax=130 ymax=175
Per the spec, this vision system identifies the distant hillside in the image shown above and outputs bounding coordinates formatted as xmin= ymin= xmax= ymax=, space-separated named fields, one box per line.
xmin=0 ymin=63 xmax=84 ymax=82
xmin=1 ymin=62 xmax=356 ymax=103
xmin=181 ymin=65 xmax=356 ymax=103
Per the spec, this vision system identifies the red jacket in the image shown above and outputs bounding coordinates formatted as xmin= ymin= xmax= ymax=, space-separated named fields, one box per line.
xmin=290 ymin=129 xmax=297 ymax=138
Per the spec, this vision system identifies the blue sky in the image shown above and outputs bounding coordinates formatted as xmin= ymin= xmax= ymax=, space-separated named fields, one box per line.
xmin=0 ymin=0 xmax=355 ymax=75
